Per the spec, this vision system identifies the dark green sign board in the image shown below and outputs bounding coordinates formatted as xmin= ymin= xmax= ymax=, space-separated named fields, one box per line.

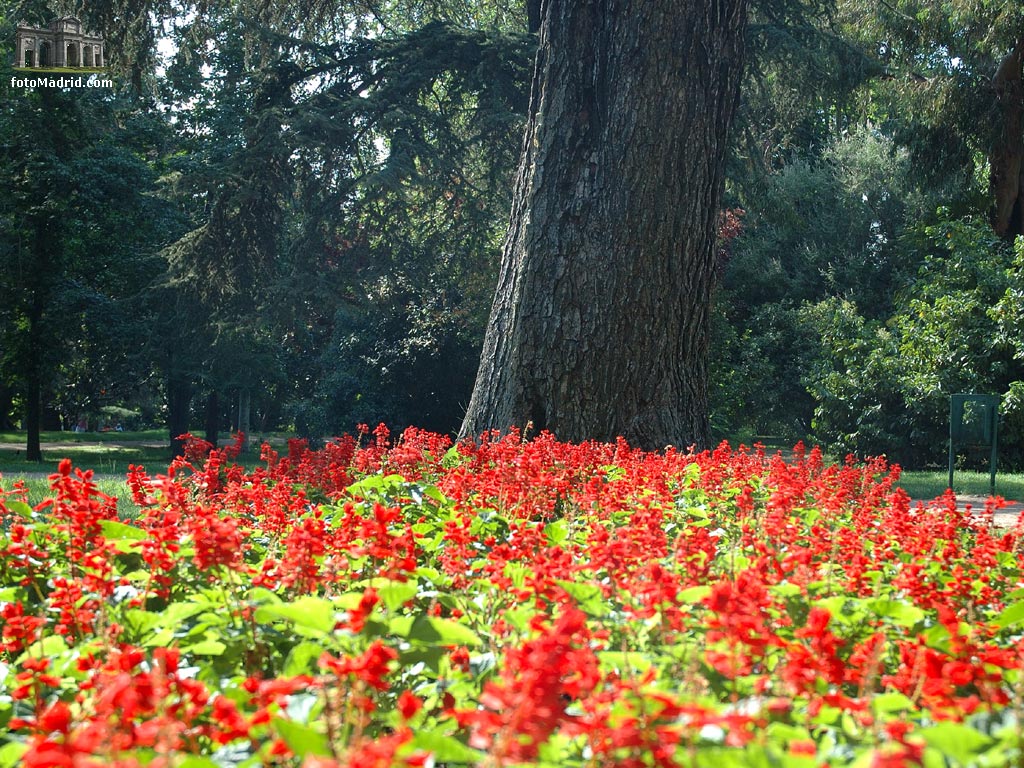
xmin=948 ymin=394 xmax=999 ymax=494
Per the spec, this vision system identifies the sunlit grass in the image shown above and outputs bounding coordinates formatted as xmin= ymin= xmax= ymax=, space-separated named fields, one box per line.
xmin=0 ymin=446 xmax=170 ymax=476
xmin=0 ymin=474 xmax=139 ymax=520
xmin=0 ymin=429 xmax=166 ymax=444
xmin=894 ymin=469 xmax=1024 ymax=502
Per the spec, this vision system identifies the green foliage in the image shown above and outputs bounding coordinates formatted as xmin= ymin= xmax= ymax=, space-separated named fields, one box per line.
xmin=153 ymin=8 xmax=532 ymax=438
xmin=713 ymin=129 xmax=927 ymax=441
xmin=834 ymin=0 xmax=1019 ymax=210
xmin=801 ymin=213 xmax=1024 ymax=465
xmin=0 ymin=72 xmax=181 ymax=444
xmin=799 ymin=297 xmax=906 ymax=459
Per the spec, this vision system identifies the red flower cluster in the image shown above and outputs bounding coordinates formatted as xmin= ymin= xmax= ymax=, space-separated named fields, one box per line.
xmin=2 ymin=427 xmax=1023 ymax=766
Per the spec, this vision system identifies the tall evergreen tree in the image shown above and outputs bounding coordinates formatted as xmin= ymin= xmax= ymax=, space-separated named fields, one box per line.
xmin=0 ymin=75 xmax=174 ymax=458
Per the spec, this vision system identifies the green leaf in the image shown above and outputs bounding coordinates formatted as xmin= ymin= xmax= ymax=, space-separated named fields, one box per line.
xmin=0 ymin=742 xmax=27 ymax=768
xmin=397 ymin=645 xmax=447 ymax=673
xmin=248 ymin=587 xmax=284 ymax=605
xmin=771 ymin=583 xmax=802 ymax=598
xmin=814 ymin=595 xmax=847 ymax=612
xmin=917 ymin=722 xmax=992 ymax=765
xmin=504 ymin=563 xmax=530 ymax=589
xmin=994 ymin=599 xmax=1024 ymax=628
xmin=272 ymin=717 xmax=332 ymax=757
xmin=345 ymin=474 xmax=406 ymax=498
xmin=388 ymin=615 xmax=414 ymax=637
xmin=100 ymin=519 xmax=147 ymax=540
xmin=2 ymin=501 xmax=33 ymax=518
xmin=921 ymin=622 xmax=951 ymax=652
xmin=19 ymin=634 xmax=68 ymax=663
xmin=283 ymin=641 xmax=327 ymax=677
xmin=186 ymin=637 xmax=226 ymax=656
xmin=415 ymin=567 xmax=442 ymax=584
xmin=556 ymin=580 xmax=606 ymax=615
xmin=871 ymin=691 xmax=915 ymax=714
xmin=173 ymin=757 xmax=220 ymax=768
xmin=598 ymin=651 xmax=652 ymax=674
xmin=411 ymin=730 xmax=485 ymax=763
xmin=255 ymin=596 xmax=337 ymax=635
xmin=159 ymin=601 xmax=214 ymax=627
xmin=123 ymin=608 xmax=163 ymax=637
xmin=401 ymin=615 xmax=481 ymax=647
xmin=376 ymin=580 xmax=418 ymax=611
xmin=502 ymin=606 xmax=533 ymax=632
xmin=867 ymin=599 xmax=925 ymax=627
xmin=544 ymin=519 xmax=569 ymax=546
xmin=765 ymin=722 xmax=812 ymax=743
xmin=441 ymin=445 xmax=467 ymax=468
xmin=678 ymin=585 xmax=712 ymax=603
xmin=422 ymin=485 xmax=447 ymax=505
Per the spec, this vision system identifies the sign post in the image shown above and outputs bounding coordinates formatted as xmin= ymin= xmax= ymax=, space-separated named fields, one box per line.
xmin=948 ymin=394 xmax=999 ymax=495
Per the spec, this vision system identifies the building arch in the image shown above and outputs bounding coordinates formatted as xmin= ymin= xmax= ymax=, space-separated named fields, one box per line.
xmin=14 ymin=18 xmax=104 ymax=70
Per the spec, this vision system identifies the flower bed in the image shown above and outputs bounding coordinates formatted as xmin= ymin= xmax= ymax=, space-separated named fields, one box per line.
xmin=1 ymin=426 xmax=1023 ymax=767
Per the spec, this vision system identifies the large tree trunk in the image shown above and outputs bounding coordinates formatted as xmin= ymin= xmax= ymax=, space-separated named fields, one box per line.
xmin=204 ymin=390 xmax=220 ymax=448
xmin=0 ymin=383 xmax=14 ymax=431
xmin=167 ymin=369 xmax=192 ymax=457
xmin=24 ymin=203 xmax=54 ymax=463
xmin=237 ymin=388 xmax=251 ymax=453
xmin=25 ymin=289 xmax=44 ymax=462
xmin=990 ymin=41 xmax=1024 ymax=239
xmin=460 ymin=0 xmax=748 ymax=450
xmin=25 ymin=368 xmax=42 ymax=463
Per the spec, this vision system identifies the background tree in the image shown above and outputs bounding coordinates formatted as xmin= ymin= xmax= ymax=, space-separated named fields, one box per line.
xmin=835 ymin=0 xmax=1024 ymax=237
xmin=0 ymin=27 xmax=176 ymax=459
xmin=146 ymin=1 xmax=531 ymax=450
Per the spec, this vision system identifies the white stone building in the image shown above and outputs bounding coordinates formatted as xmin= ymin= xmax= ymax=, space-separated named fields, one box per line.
xmin=15 ymin=17 xmax=104 ymax=69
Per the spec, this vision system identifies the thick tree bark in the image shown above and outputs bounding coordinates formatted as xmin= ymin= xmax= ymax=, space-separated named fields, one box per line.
xmin=990 ymin=40 xmax=1024 ymax=239
xmin=204 ymin=391 xmax=220 ymax=447
xmin=237 ymin=388 xmax=251 ymax=453
xmin=25 ymin=286 xmax=44 ymax=462
xmin=167 ymin=369 xmax=192 ymax=457
xmin=0 ymin=383 xmax=14 ymax=431
xmin=25 ymin=367 xmax=42 ymax=462
xmin=460 ymin=0 xmax=748 ymax=450
xmin=25 ymin=203 xmax=54 ymax=463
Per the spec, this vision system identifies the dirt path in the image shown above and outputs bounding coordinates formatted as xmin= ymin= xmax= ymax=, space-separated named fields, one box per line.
xmin=909 ymin=494 xmax=1024 ymax=529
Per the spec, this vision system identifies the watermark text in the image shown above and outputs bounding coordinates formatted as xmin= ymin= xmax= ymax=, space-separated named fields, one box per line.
xmin=10 ymin=75 xmax=113 ymax=89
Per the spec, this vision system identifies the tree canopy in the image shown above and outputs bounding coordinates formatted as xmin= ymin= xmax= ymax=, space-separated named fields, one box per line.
xmin=2 ymin=0 xmax=1024 ymax=467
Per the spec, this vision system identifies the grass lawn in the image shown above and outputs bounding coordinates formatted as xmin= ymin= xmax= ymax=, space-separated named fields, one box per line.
xmin=0 ymin=430 xmax=294 ymax=518
xmin=894 ymin=469 xmax=1024 ymax=501
xmin=0 ymin=442 xmax=170 ymax=476
xmin=0 ymin=429 xmax=166 ymax=445
xmin=0 ymin=431 xmax=170 ymax=519
xmin=1 ymin=473 xmax=139 ymax=519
